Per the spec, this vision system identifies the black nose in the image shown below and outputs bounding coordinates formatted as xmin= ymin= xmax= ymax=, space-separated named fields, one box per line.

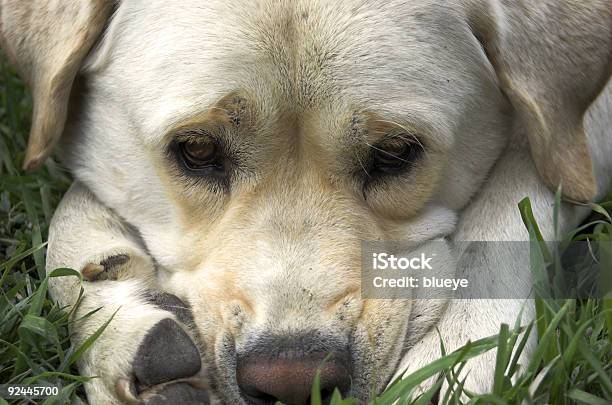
xmin=236 ymin=335 xmax=351 ymax=405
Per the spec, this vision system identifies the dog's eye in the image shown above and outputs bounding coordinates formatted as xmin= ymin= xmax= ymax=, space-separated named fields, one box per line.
xmin=178 ymin=139 xmax=220 ymax=171
xmin=371 ymin=137 xmax=421 ymax=175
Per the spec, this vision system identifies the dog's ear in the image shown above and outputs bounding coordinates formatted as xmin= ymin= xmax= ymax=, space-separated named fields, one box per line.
xmin=0 ymin=1 xmax=115 ymax=170
xmin=468 ymin=0 xmax=611 ymax=201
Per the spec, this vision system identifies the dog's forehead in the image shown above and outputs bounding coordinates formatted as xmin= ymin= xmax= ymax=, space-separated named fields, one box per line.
xmin=96 ymin=0 xmax=480 ymax=141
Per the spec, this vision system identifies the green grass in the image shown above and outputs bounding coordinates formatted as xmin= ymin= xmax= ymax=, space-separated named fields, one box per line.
xmin=1 ymin=54 xmax=611 ymax=404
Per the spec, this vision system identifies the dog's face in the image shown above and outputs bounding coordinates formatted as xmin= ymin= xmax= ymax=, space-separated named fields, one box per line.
xmin=63 ymin=1 xmax=510 ymax=400
xmin=3 ymin=0 xmax=609 ymax=402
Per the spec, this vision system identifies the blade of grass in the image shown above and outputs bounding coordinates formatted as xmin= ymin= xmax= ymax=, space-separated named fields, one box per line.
xmin=567 ymin=389 xmax=610 ymax=405
xmin=577 ymin=343 xmax=612 ymax=395
xmin=492 ymin=323 xmax=510 ymax=395
xmin=412 ymin=377 xmax=444 ymax=405
xmin=374 ymin=333 xmax=499 ymax=403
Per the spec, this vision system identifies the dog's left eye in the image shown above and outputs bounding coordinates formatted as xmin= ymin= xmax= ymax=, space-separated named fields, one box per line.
xmin=178 ymin=139 xmax=222 ymax=172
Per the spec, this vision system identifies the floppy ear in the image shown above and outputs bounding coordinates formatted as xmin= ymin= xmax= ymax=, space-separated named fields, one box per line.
xmin=468 ymin=0 xmax=611 ymax=201
xmin=0 ymin=0 xmax=114 ymax=170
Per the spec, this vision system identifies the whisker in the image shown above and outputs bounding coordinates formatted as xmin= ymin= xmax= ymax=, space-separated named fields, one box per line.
xmin=354 ymin=150 xmax=371 ymax=178
xmin=395 ymin=133 xmax=426 ymax=152
xmin=209 ymin=106 xmax=231 ymax=114
xmin=372 ymin=119 xmax=428 ymax=157
xmin=364 ymin=142 xmax=412 ymax=164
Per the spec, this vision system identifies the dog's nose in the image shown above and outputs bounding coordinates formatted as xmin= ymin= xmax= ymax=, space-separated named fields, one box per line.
xmin=236 ymin=341 xmax=351 ymax=405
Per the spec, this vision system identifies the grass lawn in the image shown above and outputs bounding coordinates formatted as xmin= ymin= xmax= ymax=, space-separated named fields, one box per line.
xmin=1 ymin=53 xmax=611 ymax=405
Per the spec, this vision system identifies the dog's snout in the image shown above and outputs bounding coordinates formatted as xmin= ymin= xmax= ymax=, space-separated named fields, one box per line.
xmin=236 ymin=336 xmax=351 ymax=405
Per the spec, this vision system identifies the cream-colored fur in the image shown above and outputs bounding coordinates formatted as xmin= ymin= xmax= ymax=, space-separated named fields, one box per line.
xmin=2 ymin=0 xmax=611 ymax=403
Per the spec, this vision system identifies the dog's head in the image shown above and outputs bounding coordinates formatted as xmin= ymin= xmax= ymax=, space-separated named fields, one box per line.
xmin=2 ymin=0 xmax=610 ymax=402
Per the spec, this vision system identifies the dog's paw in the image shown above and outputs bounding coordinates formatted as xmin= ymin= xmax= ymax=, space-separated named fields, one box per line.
xmin=115 ymin=316 xmax=209 ymax=404
xmin=81 ymin=252 xmax=153 ymax=282
xmin=119 ymin=381 xmax=210 ymax=405
xmin=82 ymin=254 xmax=131 ymax=281
xmin=76 ymin=288 xmax=211 ymax=405
xmin=114 ymin=292 xmax=210 ymax=405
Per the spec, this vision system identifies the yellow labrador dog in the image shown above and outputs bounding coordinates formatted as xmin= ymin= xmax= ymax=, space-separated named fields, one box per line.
xmin=2 ymin=0 xmax=611 ymax=403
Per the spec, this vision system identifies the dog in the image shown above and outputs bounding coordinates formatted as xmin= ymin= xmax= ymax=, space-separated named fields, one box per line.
xmin=1 ymin=0 xmax=611 ymax=403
